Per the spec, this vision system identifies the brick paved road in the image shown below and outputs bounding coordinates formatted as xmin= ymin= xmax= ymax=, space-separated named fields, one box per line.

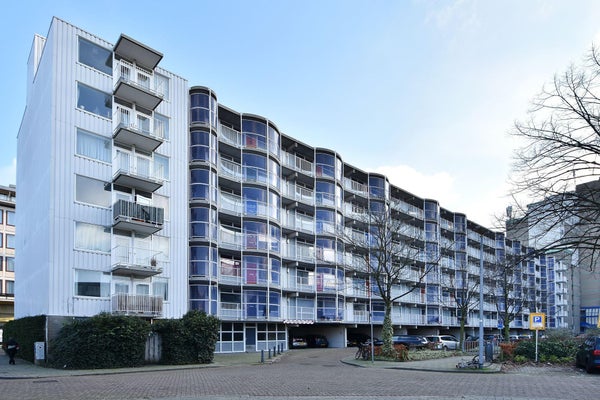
xmin=4 ymin=348 xmax=600 ymax=400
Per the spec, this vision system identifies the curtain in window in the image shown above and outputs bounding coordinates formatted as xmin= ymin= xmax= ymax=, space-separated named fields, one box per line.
xmin=77 ymin=130 xmax=111 ymax=162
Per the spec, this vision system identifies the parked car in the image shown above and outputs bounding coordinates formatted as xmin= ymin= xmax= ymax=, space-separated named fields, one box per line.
xmin=392 ymin=335 xmax=428 ymax=349
xmin=305 ymin=334 xmax=329 ymax=348
xmin=575 ymin=335 xmax=600 ymax=373
xmin=347 ymin=333 xmax=383 ymax=347
xmin=290 ymin=337 xmax=308 ymax=349
xmin=426 ymin=335 xmax=459 ymax=351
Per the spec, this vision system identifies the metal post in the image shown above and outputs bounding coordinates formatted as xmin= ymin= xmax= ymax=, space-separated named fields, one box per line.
xmin=268 ymin=348 xmax=271 ymax=359
xmin=479 ymin=235 xmax=484 ymax=369
xmin=261 ymin=349 xmax=264 ymax=363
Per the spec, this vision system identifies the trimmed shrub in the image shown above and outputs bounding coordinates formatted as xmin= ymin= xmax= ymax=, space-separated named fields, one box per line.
xmin=513 ymin=334 xmax=579 ymax=362
xmin=49 ymin=313 xmax=151 ymax=369
xmin=2 ymin=315 xmax=46 ymax=363
xmin=152 ymin=310 xmax=220 ymax=365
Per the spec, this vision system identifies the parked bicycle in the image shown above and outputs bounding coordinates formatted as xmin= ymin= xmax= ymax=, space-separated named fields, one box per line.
xmin=355 ymin=342 xmax=371 ymax=360
xmin=456 ymin=354 xmax=491 ymax=369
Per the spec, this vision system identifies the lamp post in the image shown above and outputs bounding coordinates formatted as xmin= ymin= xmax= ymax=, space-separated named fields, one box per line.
xmin=479 ymin=235 xmax=484 ymax=369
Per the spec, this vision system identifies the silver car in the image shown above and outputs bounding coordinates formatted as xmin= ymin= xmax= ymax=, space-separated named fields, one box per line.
xmin=426 ymin=335 xmax=459 ymax=351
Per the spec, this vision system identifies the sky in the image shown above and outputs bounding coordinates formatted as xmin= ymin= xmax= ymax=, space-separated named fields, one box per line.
xmin=2 ymin=0 xmax=600 ymax=229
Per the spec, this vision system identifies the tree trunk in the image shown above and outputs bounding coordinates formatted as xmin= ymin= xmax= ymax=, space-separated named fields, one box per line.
xmin=381 ymin=302 xmax=395 ymax=358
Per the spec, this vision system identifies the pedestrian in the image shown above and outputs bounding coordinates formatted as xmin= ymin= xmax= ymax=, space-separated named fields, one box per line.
xmin=4 ymin=337 xmax=19 ymax=365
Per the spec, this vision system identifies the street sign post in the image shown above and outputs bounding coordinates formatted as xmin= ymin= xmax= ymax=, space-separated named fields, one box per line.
xmin=529 ymin=313 xmax=546 ymax=362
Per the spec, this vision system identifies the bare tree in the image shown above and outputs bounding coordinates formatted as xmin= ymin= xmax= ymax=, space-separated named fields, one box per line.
xmin=509 ymin=45 xmax=600 ymax=271
xmin=345 ymin=204 xmax=433 ymax=358
xmin=439 ymin=265 xmax=480 ymax=348
xmin=485 ymin=250 xmax=528 ymax=341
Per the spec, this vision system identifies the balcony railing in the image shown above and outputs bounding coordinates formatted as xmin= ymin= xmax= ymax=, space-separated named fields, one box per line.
xmin=287 ymin=306 xmax=315 ymax=320
xmin=111 ymin=245 xmax=163 ymax=278
xmin=343 ymin=178 xmax=369 ymax=197
xmin=113 ymin=106 xmax=164 ymax=153
xmin=219 ymin=125 xmax=242 ymax=147
xmin=219 ymin=158 xmax=242 ymax=181
xmin=111 ymin=293 xmax=163 ymax=317
xmin=281 ymin=151 xmax=314 ymax=176
xmin=113 ymin=199 xmax=164 ymax=236
xmin=113 ymin=59 xmax=163 ymax=110
xmin=113 ymin=151 xmax=164 ymax=192
xmin=220 ymin=302 xmax=243 ymax=320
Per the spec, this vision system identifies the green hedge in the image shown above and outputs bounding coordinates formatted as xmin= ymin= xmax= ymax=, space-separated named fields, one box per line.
xmin=153 ymin=310 xmax=219 ymax=365
xmin=49 ymin=313 xmax=151 ymax=369
xmin=513 ymin=336 xmax=580 ymax=362
xmin=2 ymin=315 xmax=46 ymax=362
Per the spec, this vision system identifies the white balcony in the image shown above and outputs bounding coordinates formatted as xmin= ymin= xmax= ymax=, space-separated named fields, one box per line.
xmin=111 ymin=245 xmax=163 ymax=278
xmin=113 ymin=151 xmax=164 ymax=192
xmin=111 ymin=293 xmax=163 ymax=317
xmin=113 ymin=59 xmax=163 ymax=110
xmin=113 ymin=106 xmax=164 ymax=153
xmin=281 ymin=151 xmax=314 ymax=176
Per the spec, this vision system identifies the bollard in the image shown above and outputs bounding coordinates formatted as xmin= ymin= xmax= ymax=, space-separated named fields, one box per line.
xmin=268 ymin=348 xmax=272 ymax=359
xmin=277 ymin=344 xmax=281 ymax=354
xmin=273 ymin=346 xmax=276 ymax=357
xmin=261 ymin=349 xmax=264 ymax=363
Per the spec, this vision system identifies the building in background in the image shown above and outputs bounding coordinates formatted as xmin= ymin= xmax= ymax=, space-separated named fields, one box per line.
xmin=16 ymin=18 xmax=571 ymax=352
xmin=0 ymin=184 xmax=16 ymax=335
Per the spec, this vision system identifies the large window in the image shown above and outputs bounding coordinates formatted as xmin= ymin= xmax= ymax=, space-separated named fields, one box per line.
xmin=242 ymin=119 xmax=267 ymax=150
xmin=74 ymin=222 xmax=110 ymax=252
xmin=76 ymin=129 xmax=111 ymax=163
xmin=154 ymin=113 xmax=169 ymax=140
xmin=0 ymin=210 xmax=3 ymax=224
xmin=6 ymin=234 xmax=14 ymax=249
xmin=154 ymin=154 xmax=169 ymax=180
xmin=76 ymin=175 xmax=111 ymax=207
xmin=78 ymin=37 xmax=112 ymax=75
xmin=77 ymin=83 xmax=112 ymax=118
xmin=190 ymin=130 xmax=216 ymax=164
xmin=152 ymin=278 xmax=168 ymax=301
xmin=154 ymin=73 xmax=170 ymax=100
xmin=6 ymin=211 xmax=15 ymax=226
xmin=5 ymin=280 xmax=14 ymax=295
xmin=6 ymin=257 xmax=14 ymax=272
xmin=189 ymin=284 xmax=217 ymax=313
xmin=189 ymin=246 xmax=218 ymax=277
xmin=75 ymin=269 xmax=110 ymax=297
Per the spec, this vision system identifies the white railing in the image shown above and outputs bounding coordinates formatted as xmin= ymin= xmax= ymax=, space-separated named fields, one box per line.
xmin=343 ymin=178 xmax=369 ymax=196
xmin=219 ymin=125 xmax=242 ymax=147
xmin=282 ymin=151 xmax=313 ymax=176
xmin=112 ymin=245 xmax=162 ymax=268
xmin=219 ymin=192 xmax=243 ymax=215
xmin=219 ymin=227 xmax=243 ymax=250
xmin=219 ymin=158 xmax=242 ymax=181
xmin=352 ymin=310 xmax=369 ymax=323
xmin=114 ymin=106 xmax=165 ymax=140
xmin=114 ymin=59 xmax=164 ymax=97
xmin=287 ymin=306 xmax=315 ymax=320
xmin=112 ymin=293 xmax=163 ymax=316
xmin=220 ymin=302 xmax=243 ymax=320
xmin=113 ymin=151 xmax=165 ymax=182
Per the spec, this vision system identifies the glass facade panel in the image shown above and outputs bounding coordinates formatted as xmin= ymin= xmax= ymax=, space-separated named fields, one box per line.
xmin=190 ymin=284 xmax=217 ymax=314
xmin=190 ymin=169 xmax=216 ymax=202
xmin=242 ymin=119 xmax=267 ymax=150
xmin=190 ymin=207 xmax=217 ymax=239
xmin=77 ymin=83 xmax=112 ymax=118
xmin=190 ymin=130 xmax=216 ymax=164
xmin=78 ymin=37 xmax=112 ymax=74
xmin=190 ymin=246 xmax=218 ymax=277
xmin=76 ymin=175 xmax=111 ymax=207
xmin=315 ymin=153 xmax=335 ymax=178
xmin=243 ymin=153 xmax=267 ymax=184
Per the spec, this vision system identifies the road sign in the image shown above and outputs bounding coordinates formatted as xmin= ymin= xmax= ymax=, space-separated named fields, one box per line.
xmin=529 ymin=313 xmax=546 ymax=330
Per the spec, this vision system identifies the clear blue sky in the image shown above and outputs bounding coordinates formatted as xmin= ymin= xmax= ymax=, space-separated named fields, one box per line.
xmin=2 ymin=0 xmax=600 ymax=228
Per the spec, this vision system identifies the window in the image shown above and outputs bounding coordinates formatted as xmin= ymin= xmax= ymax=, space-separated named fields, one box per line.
xmin=77 ymin=83 xmax=112 ymax=118
xmin=6 ymin=211 xmax=15 ymax=226
xmin=76 ymin=129 xmax=111 ymax=162
xmin=75 ymin=269 xmax=110 ymax=297
xmin=154 ymin=113 xmax=169 ymax=140
xmin=75 ymin=222 xmax=110 ymax=252
xmin=76 ymin=175 xmax=111 ymax=207
xmin=154 ymin=73 xmax=169 ymax=100
xmin=154 ymin=154 xmax=169 ymax=180
xmin=0 ymin=233 xmax=2 ymax=248
xmin=6 ymin=280 xmax=14 ymax=295
xmin=6 ymin=257 xmax=14 ymax=272
xmin=153 ymin=194 xmax=170 ymax=221
xmin=6 ymin=234 xmax=14 ymax=249
xmin=0 ymin=256 xmax=3 ymax=271
xmin=78 ymin=37 xmax=112 ymax=75
xmin=0 ymin=210 xmax=3 ymax=224
xmin=153 ymin=278 xmax=168 ymax=301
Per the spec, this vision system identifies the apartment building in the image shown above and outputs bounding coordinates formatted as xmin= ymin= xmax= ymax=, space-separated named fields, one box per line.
xmin=0 ymin=185 xmax=16 ymax=331
xmin=16 ymin=18 xmax=567 ymax=352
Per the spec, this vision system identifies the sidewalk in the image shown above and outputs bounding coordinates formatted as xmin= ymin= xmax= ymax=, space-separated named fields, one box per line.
xmin=0 ymin=349 xmax=500 ymax=380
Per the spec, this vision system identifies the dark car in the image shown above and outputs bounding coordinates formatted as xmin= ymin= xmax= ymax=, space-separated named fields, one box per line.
xmin=305 ymin=334 xmax=329 ymax=348
xmin=576 ymin=335 xmax=600 ymax=373
xmin=392 ymin=335 xmax=428 ymax=349
xmin=347 ymin=333 xmax=383 ymax=347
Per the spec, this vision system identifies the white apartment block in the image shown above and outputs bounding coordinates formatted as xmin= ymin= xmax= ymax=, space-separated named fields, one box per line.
xmin=16 ymin=18 xmax=571 ymax=352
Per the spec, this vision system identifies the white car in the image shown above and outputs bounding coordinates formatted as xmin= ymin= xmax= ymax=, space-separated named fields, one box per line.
xmin=426 ymin=335 xmax=460 ymax=351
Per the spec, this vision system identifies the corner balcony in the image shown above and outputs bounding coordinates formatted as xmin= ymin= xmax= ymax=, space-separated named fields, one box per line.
xmin=113 ymin=106 xmax=164 ymax=153
xmin=113 ymin=199 xmax=164 ymax=236
xmin=111 ymin=293 xmax=163 ymax=317
xmin=113 ymin=59 xmax=163 ymax=110
xmin=112 ymin=245 xmax=163 ymax=279
xmin=113 ymin=152 xmax=163 ymax=192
